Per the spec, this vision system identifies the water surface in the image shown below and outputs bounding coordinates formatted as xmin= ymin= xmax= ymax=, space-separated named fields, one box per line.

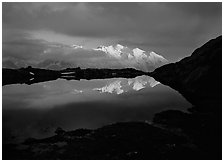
xmin=3 ymin=76 xmax=191 ymax=143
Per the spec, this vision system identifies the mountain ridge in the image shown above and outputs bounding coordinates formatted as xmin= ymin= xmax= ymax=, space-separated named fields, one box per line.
xmin=3 ymin=44 xmax=168 ymax=72
xmin=94 ymin=44 xmax=168 ymax=70
xmin=150 ymin=35 xmax=222 ymax=111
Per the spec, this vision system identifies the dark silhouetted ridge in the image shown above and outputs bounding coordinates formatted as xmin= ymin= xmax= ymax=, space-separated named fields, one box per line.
xmin=150 ymin=36 xmax=222 ymax=112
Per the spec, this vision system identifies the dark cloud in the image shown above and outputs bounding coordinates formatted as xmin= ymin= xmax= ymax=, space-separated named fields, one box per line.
xmin=165 ymin=2 xmax=222 ymax=17
xmin=3 ymin=2 xmax=221 ymax=37
xmin=3 ymin=33 xmax=47 ymax=61
xmin=2 ymin=30 xmax=126 ymax=69
xmin=2 ymin=2 xmax=222 ymax=62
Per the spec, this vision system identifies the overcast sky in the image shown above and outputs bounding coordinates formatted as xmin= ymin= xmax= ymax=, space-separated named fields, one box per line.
xmin=2 ymin=2 xmax=222 ymax=67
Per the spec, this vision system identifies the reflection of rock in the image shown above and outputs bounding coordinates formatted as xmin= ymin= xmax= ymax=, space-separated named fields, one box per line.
xmin=93 ymin=76 xmax=160 ymax=94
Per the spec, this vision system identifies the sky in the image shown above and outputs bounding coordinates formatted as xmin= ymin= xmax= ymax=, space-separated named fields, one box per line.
xmin=2 ymin=2 xmax=222 ymax=69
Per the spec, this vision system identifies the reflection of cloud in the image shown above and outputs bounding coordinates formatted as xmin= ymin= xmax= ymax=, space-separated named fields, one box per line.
xmin=93 ymin=76 xmax=160 ymax=94
xmin=40 ymin=81 xmax=84 ymax=96
xmin=71 ymin=89 xmax=83 ymax=94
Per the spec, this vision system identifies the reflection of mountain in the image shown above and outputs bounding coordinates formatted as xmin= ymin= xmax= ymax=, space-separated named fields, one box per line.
xmin=93 ymin=76 xmax=160 ymax=94
xmin=128 ymin=76 xmax=160 ymax=91
xmin=93 ymin=80 xmax=124 ymax=95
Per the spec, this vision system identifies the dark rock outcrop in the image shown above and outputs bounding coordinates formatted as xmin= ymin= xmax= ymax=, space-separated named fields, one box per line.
xmin=2 ymin=67 xmax=61 ymax=86
xmin=3 ymin=122 xmax=200 ymax=160
xmin=151 ymin=36 xmax=222 ymax=159
xmin=150 ymin=36 xmax=222 ymax=112
xmin=153 ymin=109 xmax=222 ymax=159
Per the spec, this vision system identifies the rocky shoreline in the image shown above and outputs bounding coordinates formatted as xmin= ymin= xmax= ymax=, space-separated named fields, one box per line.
xmin=3 ymin=67 xmax=148 ymax=86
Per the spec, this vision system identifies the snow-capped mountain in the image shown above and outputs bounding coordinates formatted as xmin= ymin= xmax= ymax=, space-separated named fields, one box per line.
xmin=94 ymin=44 xmax=168 ymax=71
xmin=4 ymin=43 xmax=168 ymax=72
xmin=93 ymin=76 xmax=160 ymax=95
xmin=94 ymin=44 xmax=125 ymax=59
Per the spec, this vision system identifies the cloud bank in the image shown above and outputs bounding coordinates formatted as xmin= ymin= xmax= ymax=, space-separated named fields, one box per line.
xmin=3 ymin=2 xmax=222 ymax=68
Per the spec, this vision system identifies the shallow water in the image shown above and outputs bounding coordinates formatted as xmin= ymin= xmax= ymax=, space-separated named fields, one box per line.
xmin=2 ymin=76 xmax=192 ymax=143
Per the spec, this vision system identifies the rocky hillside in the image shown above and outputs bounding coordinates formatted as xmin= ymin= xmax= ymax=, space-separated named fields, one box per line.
xmin=150 ymin=36 xmax=222 ymax=159
xmin=151 ymin=36 xmax=222 ymax=112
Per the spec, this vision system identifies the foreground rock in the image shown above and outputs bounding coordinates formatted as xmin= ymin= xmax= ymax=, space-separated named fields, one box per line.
xmin=151 ymin=36 xmax=222 ymax=159
xmin=153 ymin=109 xmax=221 ymax=159
xmin=3 ymin=122 xmax=200 ymax=160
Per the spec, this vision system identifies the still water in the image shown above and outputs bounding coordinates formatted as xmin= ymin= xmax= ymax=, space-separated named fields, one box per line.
xmin=3 ymin=76 xmax=191 ymax=143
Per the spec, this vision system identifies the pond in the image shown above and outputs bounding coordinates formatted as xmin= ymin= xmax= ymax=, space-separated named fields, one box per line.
xmin=2 ymin=76 xmax=191 ymax=144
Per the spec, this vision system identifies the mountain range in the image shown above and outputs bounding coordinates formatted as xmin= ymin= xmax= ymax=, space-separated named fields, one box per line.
xmin=3 ymin=44 xmax=168 ymax=72
xmin=94 ymin=44 xmax=168 ymax=71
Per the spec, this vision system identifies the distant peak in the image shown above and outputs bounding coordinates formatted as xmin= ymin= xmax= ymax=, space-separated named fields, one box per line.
xmin=149 ymin=51 xmax=168 ymax=62
xmin=116 ymin=44 xmax=125 ymax=49
xmin=133 ymin=48 xmax=145 ymax=53
xmin=132 ymin=48 xmax=146 ymax=58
